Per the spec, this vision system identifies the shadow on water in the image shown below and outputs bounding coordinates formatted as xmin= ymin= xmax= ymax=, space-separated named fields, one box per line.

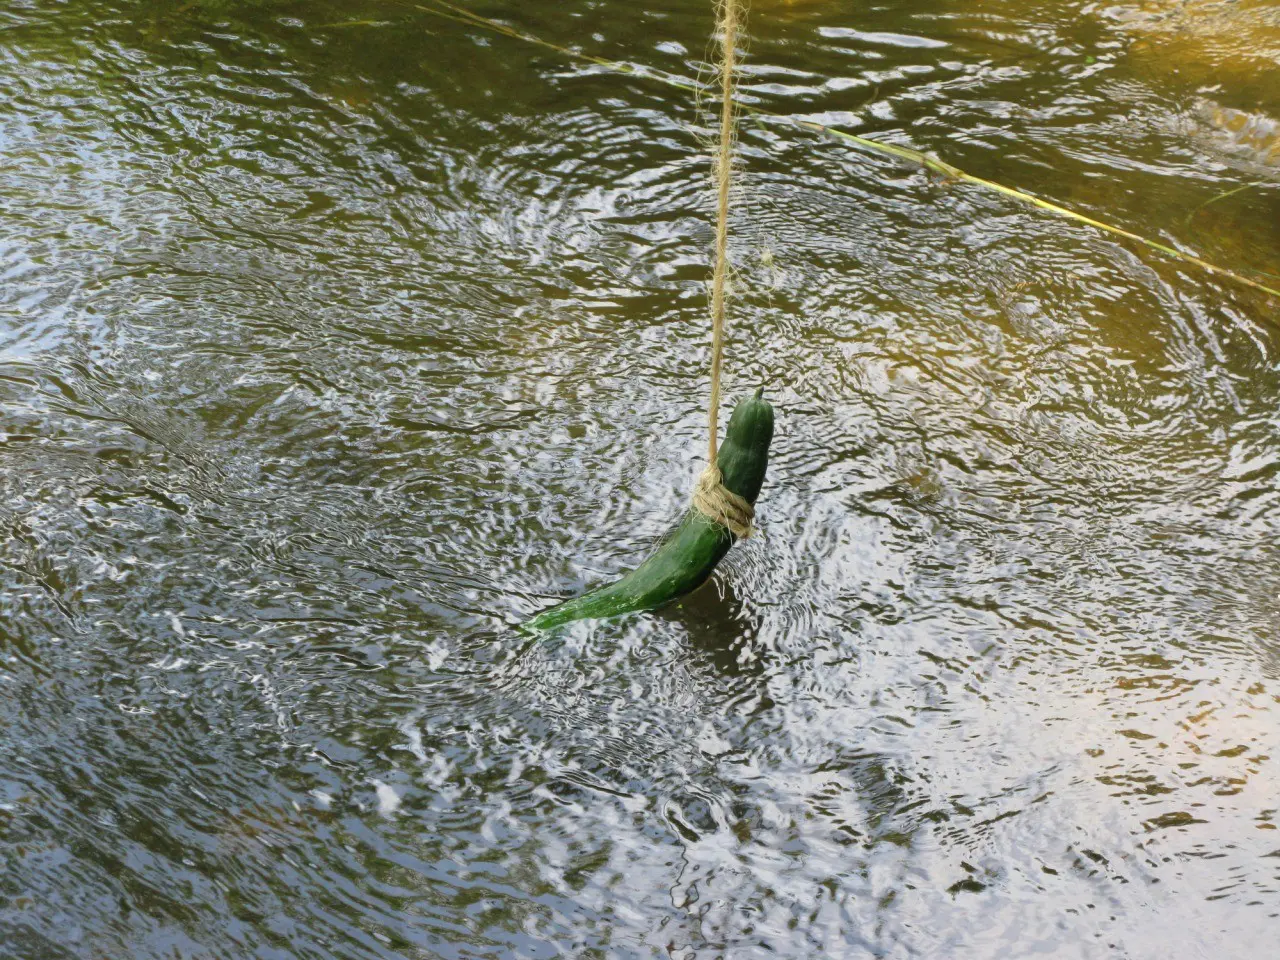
xmin=655 ymin=574 xmax=769 ymax=680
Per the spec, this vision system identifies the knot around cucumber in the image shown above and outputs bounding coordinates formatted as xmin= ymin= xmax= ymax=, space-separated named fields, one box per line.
xmin=523 ymin=389 xmax=774 ymax=632
xmin=691 ymin=464 xmax=754 ymax=539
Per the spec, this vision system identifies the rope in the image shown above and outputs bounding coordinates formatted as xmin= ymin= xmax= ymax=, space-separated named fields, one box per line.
xmin=692 ymin=464 xmax=754 ymax=539
xmin=688 ymin=0 xmax=753 ymax=538
xmin=707 ymin=0 xmax=740 ymax=467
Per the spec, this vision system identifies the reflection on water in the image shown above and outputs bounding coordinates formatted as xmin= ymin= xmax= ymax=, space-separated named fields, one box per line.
xmin=2 ymin=0 xmax=1278 ymax=957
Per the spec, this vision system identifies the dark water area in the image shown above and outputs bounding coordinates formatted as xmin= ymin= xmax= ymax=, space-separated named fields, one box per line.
xmin=2 ymin=1 xmax=1278 ymax=957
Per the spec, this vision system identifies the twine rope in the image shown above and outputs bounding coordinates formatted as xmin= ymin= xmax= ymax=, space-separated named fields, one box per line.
xmin=690 ymin=0 xmax=753 ymax=538
xmin=693 ymin=463 xmax=754 ymax=539
xmin=706 ymin=0 xmax=739 ymax=468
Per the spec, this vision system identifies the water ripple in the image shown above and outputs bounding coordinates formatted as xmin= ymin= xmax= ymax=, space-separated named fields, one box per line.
xmin=1 ymin=0 xmax=1278 ymax=958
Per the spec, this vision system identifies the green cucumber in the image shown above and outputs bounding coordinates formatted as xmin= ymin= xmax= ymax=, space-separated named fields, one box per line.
xmin=524 ymin=388 xmax=774 ymax=631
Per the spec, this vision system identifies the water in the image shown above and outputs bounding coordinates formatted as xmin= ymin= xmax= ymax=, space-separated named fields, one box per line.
xmin=2 ymin=1 xmax=1278 ymax=957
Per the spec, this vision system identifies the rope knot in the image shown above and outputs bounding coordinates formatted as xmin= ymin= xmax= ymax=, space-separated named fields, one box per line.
xmin=692 ymin=464 xmax=754 ymax=540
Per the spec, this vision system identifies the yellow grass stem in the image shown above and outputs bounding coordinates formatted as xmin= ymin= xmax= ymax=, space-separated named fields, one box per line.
xmin=394 ymin=0 xmax=1280 ymax=308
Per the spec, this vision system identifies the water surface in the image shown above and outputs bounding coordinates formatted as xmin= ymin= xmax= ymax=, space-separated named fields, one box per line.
xmin=2 ymin=1 xmax=1278 ymax=957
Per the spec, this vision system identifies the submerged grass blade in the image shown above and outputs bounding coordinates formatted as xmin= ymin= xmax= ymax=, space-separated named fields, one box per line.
xmin=394 ymin=0 xmax=1280 ymax=310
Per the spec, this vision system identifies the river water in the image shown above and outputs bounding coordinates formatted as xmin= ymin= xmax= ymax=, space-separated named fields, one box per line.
xmin=2 ymin=1 xmax=1278 ymax=957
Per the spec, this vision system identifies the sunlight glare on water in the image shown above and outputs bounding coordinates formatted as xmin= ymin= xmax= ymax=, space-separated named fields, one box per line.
xmin=1 ymin=1 xmax=1278 ymax=957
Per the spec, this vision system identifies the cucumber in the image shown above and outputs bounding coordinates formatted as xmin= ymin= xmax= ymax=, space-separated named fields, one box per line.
xmin=524 ymin=388 xmax=774 ymax=631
